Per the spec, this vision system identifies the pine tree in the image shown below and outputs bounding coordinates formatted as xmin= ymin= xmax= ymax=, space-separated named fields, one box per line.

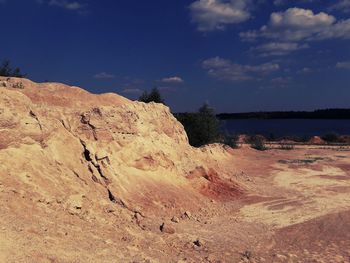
xmin=0 ymin=60 xmax=26 ymax=78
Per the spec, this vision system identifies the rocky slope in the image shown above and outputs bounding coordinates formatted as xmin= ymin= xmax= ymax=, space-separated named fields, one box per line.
xmin=0 ymin=77 xmax=241 ymax=262
xmin=3 ymin=77 xmax=349 ymax=263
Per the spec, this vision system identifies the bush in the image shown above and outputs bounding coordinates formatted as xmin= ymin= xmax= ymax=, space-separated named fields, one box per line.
xmin=248 ymin=135 xmax=267 ymax=151
xmin=12 ymin=82 xmax=24 ymax=89
xmin=296 ymin=135 xmax=312 ymax=143
xmin=223 ymin=133 xmax=239 ymax=149
xmin=138 ymin=87 xmax=164 ymax=104
xmin=0 ymin=60 xmax=26 ymax=78
xmin=266 ymin=133 xmax=277 ymax=141
xmin=175 ymin=103 xmax=220 ymax=147
xmin=279 ymin=143 xmax=295 ymax=150
xmin=321 ymin=132 xmax=340 ymax=143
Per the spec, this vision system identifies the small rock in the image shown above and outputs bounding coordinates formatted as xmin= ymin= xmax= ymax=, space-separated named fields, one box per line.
xmin=193 ymin=239 xmax=203 ymax=247
xmin=104 ymin=205 xmax=115 ymax=213
xmin=274 ymin=254 xmax=287 ymax=260
xmin=134 ymin=212 xmax=143 ymax=221
xmin=182 ymin=211 xmax=192 ymax=219
xmin=160 ymin=223 xmax=175 ymax=234
xmin=171 ymin=216 xmax=180 ymax=223
xmin=241 ymin=250 xmax=252 ymax=260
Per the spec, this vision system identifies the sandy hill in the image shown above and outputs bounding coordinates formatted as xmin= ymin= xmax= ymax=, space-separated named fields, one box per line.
xmin=0 ymin=77 xmax=241 ymax=262
xmin=2 ymin=77 xmax=350 ymax=263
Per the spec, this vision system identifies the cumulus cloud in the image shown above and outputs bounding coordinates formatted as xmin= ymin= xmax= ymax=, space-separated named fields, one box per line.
xmin=93 ymin=72 xmax=115 ymax=79
xmin=251 ymin=42 xmax=309 ymax=56
xmin=336 ymin=61 xmax=350 ymax=69
xmin=160 ymin=76 xmax=184 ymax=83
xmin=240 ymin=8 xmax=350 ymax=42
xmin=189 ymin=0 xmax=251 ymax=31
xmin=329 ymin=0 xmax=350 ymax=13
xmin=202 ymin=56 xmax=280 ymax=81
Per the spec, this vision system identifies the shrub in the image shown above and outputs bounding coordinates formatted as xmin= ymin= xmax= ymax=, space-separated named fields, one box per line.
xmin=223 ymin=133 xmax=239 ymax=149
xmin=279 ymin=143 xmax=295 ymax=150
xmin=248 ymin=135 xmax=267 ymax=151
xmin=297 ymin=135 xmax=312 ymax=143
xmin=138 ymin=87 xmax=164 ymax=104
xmin=321 ymin=132 xmax=340 ymax=143
xmin=175 ymin=103 xmax=220 ymax=147
xmin=12 ymin=82 xmax=24 ymax=89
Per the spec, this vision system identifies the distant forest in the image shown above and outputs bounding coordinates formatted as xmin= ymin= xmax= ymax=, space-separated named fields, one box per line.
xmin=217 ymin=109 xmax=350 ymax=120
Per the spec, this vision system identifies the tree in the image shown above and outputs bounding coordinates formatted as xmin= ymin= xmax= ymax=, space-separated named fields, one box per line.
xmin=175 ymin=103 xmax=220 ymax=147
xmin=138 ymin=87 xmax=164 ymax=104
xmin=0 ymin=60 xmax=26 ymax=78
xmin=197 ymin=103 xmax=220 ymax=145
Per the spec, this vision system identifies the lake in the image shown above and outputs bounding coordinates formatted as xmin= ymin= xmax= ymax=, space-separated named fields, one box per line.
xmin=222 ymin=119 xmax=350 ymax=138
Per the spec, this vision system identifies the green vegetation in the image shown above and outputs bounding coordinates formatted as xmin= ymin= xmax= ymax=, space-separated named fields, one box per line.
xmin=12 ymin=82 xmax=24 ymax=89
xmin=0 ymin=59 xmax=26 ymax=78
xmin=247 ymin=135 xmax=267 ymax=151
xmin=217 ymin=109 xmax=350 ymax=120
xmin=222 ymin=133 xmax=239 ymax=149
xmin=138 ymin=87 xmax=164 ymax=104
xmin=321 ymin=132 xmax=343 ymax=143
xmin=278 ymin=143 xmax=295 ymax=150
xmin=175 ymin=103 xmax=220 ymax=147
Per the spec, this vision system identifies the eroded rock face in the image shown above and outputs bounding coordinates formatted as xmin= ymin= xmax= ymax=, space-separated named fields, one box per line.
xmin=0 ymin=77 xmax=238 ymax=218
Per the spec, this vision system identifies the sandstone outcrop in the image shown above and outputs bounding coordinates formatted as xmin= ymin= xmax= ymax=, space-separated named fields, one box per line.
xmin=0 ymin=77 xmax=239 ymax=219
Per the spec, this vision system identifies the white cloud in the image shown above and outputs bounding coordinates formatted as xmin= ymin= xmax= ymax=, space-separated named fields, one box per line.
xmin=49 ymin=0 xmax=83 ymax=10
xmin=160 ymin=76 xmax=184 ymax=83
xmin=37 ymin=0 xmax=85 ymax=11
xmin=329 ymin=0 xmax=350 ymax=13
xmin=251 ymin=42 xmax=309 ymax=56
xmin=93 ymin=72 xmax=115 ymax=79
xmin=298 ymin=67 xmax=313 ymax=74
xmin=336 ymin=61 xmax=350 ymax=69
xmin=240 ymin=8 xmax=350 ymax=42
xmin=189 ymin=0 xmax=251 ymax=32
xmin=202 ymin=56 xmax=280 ymax=81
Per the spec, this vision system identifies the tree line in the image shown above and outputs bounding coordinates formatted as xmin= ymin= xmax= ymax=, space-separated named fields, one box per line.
xmin=218 ymin=109 xmax=350 ymax=120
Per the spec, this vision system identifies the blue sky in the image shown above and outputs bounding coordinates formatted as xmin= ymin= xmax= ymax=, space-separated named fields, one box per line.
xmin=1 ymin=0 xmax=350 ymax=112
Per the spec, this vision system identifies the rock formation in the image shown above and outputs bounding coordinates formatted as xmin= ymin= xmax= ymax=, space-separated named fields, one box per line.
xmin=0 ymin=77 xmax=241 ymax=262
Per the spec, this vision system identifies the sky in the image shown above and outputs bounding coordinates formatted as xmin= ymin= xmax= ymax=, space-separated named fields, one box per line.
xmin=1 ymin=0 xmax=350 ymax=112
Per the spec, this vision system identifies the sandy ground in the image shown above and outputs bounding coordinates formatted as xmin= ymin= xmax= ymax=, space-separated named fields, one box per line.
xmin=1 ymin=145 xmax=350 ymax=263
xmin=1 ymin=78 xmax=350 ymax=262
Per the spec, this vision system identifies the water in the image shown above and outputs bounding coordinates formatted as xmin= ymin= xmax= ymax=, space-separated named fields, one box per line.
xmin=222 ymin=119 xmax=350 ymax=138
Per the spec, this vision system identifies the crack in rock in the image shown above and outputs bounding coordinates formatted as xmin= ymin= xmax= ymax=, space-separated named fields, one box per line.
xmin=80 ymin=113 xmax=98 ymax=140
xmin=29 ymin=110 xmax=43 ymax=131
